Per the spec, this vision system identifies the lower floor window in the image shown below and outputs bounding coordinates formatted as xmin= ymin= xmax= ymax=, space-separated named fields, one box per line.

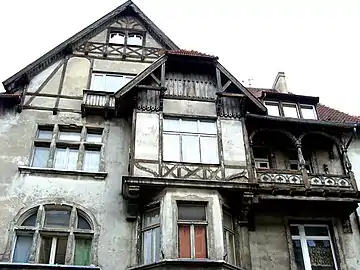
xmin=290 ymin=224 xmax=337 ymax=270
xmin=142 ymin=208 xmax=160 ymax=264
xmin=40 ymin=236 xmax=67 ymax=264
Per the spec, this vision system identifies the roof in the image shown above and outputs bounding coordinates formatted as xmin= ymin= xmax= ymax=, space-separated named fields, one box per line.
xmin=165 ymin=50 xmax=218 ymax=59
xmin=248 ymin=87 xmax=359 ymax=124
xmin=2 ymin=0 xmax=179 ymax=92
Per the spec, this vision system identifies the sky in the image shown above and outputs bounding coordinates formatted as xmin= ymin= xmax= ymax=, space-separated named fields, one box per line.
xmin=0 ymin=0 xmax=359 ymax=115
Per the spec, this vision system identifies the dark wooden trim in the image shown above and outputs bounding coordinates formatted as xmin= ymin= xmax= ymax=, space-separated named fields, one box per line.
xmin=241 ymin=117 xmax=255 ymax=182
xmin=163 ymin=95 xmax=215 ymax=103
xmin=216 ymin=67 xmax=222 ymax=91
xmin=18 ymin=166 xmax=107 ymax=179
xmin=26 ymin=92 xmax=83 ymax=100
xmin=53 ymin=58 xmax=69 ymax=115
xmin=217 ymin=92 xmax=245 ymax=98
xmin=160 ymin=63 xmax=165 ymax=87
xmin=71 ymin=54 xmax=156 ymax=64
xmin=129 ymin=109 xmax=137 ymax=175
xmin=22 ymin=105 xmax=81 ymax=114
xmin=150 ymin=73 xmax=161 ymax=86
xmin=222 ymin=80 xmax=232 ymax=91
xmin=163 ymin=112 xmax=217 ymax=120
xmin=137 ymin=85 xmax=163 ymax=90
xmin=86 ymin=58 xmax=94 ymax=89
xmin=24 ymin=60 xmax=64 ymax=106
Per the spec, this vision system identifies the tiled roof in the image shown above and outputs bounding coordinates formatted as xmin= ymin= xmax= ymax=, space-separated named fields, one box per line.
xmin=248 ymin=87 xmax=359 ymax=124
xmin=165 ymin=49 xmax=217 ymax=59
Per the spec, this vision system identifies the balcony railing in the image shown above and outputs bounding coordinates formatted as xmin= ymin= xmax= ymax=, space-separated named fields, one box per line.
xmin=82 ymin=90 xmax=115 ymax=116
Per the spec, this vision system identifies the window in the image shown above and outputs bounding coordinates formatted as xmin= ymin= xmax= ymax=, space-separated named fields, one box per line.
xmin=30 ymin=125 xmax=103 ymax=172
xmin=178 ymin=204 xmax=207 ymax=259
xmin=142 ymin=208 xmax=160 ymax=264
xmin=109 ymin=31 xmax=125 ymax=44
xmin=127 ymin=33 xmax=143 ymax=46
xmin=90 ymin=73 xmax=134 ymax=92
xmin=283 ymin=103 xmax=299 ymax=118
xmin=300 ymin=105 xmax=317 ymax=120
xmin=163 ymin=118 xmax=219 ymax=164
xmin=253 ymin=147 xmax=270 ymax=169
xmin=223 ymin=211 xmax=236 ymax=264
xmin=12 ymin=205 xmax=94 ymax=266
xmin=265 ymin=102 xmax=280 ymax=116
xmin=290 ymin=224 xmax=337 ymax=270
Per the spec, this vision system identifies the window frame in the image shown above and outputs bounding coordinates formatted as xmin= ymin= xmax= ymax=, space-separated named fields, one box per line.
xmin=264 ymin=101 xmax=281 ymax=117
xmin=11 ymin=204 xmax=95 ymax=266
xmin=282 ymin=102 xmax=300 ymax=118
xmin=264 ymin=101 xmax=318 ymax=120
xmin=300 ymin=104 xmax=318 ymax=120
xmin=223 ymin=210 xmax=236 ymax=265
xmin=290 ymin=224 xmax=338 ymax=270
xmin=177 ymin=203 xmax=208 ymax=259
xmin=30 ymin=125 xmax=104 ymax=173
xmin=162 ymin=118 xmax=219 ymax=164
xmin=90 ymin=72 xmax=135 ymax=92
xmin=141 ymin=207 xmax=161 ymax=264
xmin=107 ymin=28 xmax=146 ymax=47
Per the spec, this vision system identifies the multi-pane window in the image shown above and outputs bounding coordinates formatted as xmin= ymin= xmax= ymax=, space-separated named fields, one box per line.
xmin=163 ymin=118 xmax=219 ymax=164
xmin=142 ymin=208 xmax=160 ymax=264
xmin=290 ymin=224 xmax=337 ymax=270
xmin=223 ymin=211 xmax=236 ymax=264
xmin=108 ymin=31 xmax=144 ymax=46
xmin=177 ymin=204 xmax=207 ymax=259
xmin=90 ymin=73 xmax=134 ymax=92
xmin=31 ymin=125 xmax=103 ymax=172
xmin=264 ymin=101 xmax=318 ymax=120
xmin=12 ymin=205 xmax=93 ymax=266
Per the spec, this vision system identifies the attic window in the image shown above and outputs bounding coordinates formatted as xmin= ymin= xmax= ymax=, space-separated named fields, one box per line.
xmin=109 ymin=32 xmax=125 ymax=44
xmin=300 ymin=105 xmax=317 ymax=120
xmin=264 ymin=102 xmax=280 ymax=116
xmin=127 ymin=33 xmax=143 ymax=46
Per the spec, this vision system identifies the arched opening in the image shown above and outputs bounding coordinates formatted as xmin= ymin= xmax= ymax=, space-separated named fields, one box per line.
xmin=301 ymin=133 xmax=344 ymax=175
xmin=252 ymin=130 xmax=298 ymax=170
xmin=109 ymin=31 xmax=125 ymax=44
xmin=127 ymin=33 xmax=143 ymax=46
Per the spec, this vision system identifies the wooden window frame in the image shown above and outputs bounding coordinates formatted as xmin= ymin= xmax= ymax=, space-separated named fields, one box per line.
xmin=264 ymin=101 xmax=318 ymax=120
xmin=300 ymin=104 xmax=318 ymax=120
xmin=107 ymin=28 xmax=146 ymax=48
xmin=30 ymin=125 xmax=104 ymax=172
xmin=177 ymin=204 xmax=208 ymax=259
xmin=290 ymin=224 xmax=338 ymax=270
xmin=223 ymin=210 xmax=236 ymax=265
xmin=90 ymin=72 xmax=135 ymax=93
xmin=141 ymin=207 xmax=160 ymax=264
xmin=162 ymin=118 xmax=219 ymax=164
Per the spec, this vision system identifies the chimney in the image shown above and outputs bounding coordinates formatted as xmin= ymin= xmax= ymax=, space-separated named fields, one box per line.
xmin=272 ymin=72 xmax=288 ymax=93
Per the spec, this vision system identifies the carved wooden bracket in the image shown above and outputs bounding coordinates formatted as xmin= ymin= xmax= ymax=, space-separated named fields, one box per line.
xmin=236 ymin=192 xmax=258 ymax=230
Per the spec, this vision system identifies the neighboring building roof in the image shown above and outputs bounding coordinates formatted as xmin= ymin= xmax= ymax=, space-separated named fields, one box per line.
xmin=248 ymin=87 xmax=359 ymax=124
xmin=2 ymin=0 xmax=179 ymax=92
xmin=165 ymin=50 xmax=218 ymax=59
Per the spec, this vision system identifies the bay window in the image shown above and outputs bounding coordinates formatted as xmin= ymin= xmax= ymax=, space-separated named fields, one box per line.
xmin=163 ymin=118 xmax=218 ymax=164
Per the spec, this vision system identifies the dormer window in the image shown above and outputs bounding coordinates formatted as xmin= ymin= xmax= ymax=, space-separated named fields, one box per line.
xmin=264 ymin=101 xmax=318 ymax=120
xmin=127 ymin=33 xmax=143 ymax=46
xmin=283 ymin=103 xmax=299 ymax=118
xmin=109 ymin=31 xmax=125 ymax=44
xmin=300 ymin=104 xmax=317 ymax=120
xmin=264 ymin=102 xmax=280 ymax=116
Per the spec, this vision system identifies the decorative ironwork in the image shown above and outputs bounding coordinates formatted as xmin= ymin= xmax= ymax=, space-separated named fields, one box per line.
xmin=257 ymin=171 xmax=303 ymax=184
xmin=308 ymin=175 xmax=351 ymax=188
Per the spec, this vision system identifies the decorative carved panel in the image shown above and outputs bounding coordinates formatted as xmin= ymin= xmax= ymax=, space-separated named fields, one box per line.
xmin=257 ymin=171 xmax=303 ymax=184
xmin=308 ymin=175 xmax=352 ymax=188
xmin=161 ymin=162 xmax=222 ymax=180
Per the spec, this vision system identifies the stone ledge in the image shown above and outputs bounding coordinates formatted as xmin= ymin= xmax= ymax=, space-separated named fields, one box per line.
xmin=128 ymin=259 xmax=243 ymax=270
xmin=0 ymin=262 xmax=101 ymax=269
xmin=18 ymin=166 xmax=107 ymax=180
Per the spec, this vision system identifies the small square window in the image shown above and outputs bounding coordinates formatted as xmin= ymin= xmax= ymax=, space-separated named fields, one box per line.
xmin=283 ymin=103 xmax=299 ymax=118
xmin=32 ymin=147 xmax=50 ymax=168
xmin=265 ymin=102 xmax=280 ymax=116
xmin=86 ymin=133 xmax=102 ymax=143
xmin=83 ymin=150 xmax=100 ymax=172
xmin=58 ymin=131 xmax=81 ymax=141
xmin=37 ymin=129 xmax=53 ymax=140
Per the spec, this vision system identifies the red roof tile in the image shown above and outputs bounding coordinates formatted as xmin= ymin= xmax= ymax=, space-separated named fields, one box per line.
xmin=248 ymin=87 xmax=359 ymax=124
xmin=165 ymin=49 xmax=217 ymax=59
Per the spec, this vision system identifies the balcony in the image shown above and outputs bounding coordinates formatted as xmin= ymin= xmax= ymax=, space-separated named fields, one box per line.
xmin=81 ymin=90 xmax=115 ymax=117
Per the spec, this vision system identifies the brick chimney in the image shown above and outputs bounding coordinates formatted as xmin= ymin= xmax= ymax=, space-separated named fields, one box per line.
xmin=272 ymin=72 xmax=288 ymax=93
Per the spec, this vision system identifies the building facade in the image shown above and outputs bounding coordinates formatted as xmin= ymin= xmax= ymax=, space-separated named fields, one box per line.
xmin=0 ymin=1 xmax=360 ymax=270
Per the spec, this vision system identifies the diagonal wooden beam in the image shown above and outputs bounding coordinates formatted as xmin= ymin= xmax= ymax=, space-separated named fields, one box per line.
xmin=222 ymin=80 xmax=232 ymax=91
xmin=150 ymin=73 xmax=161 ymax=86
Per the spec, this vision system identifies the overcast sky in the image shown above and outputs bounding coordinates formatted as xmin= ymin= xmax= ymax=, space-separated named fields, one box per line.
xmin=0 ymin=0 xmax=359 ymax=115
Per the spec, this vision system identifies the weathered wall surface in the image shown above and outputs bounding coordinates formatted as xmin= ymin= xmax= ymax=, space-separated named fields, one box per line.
xmin=0 ymin=109 xmax=132 ymax=270
xmin=163 ymin=99 xmax=216 ymax=117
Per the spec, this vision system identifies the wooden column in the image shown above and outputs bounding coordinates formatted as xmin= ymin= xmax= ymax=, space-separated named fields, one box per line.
xmin=296 ymin=140 xmax=309 ymax=188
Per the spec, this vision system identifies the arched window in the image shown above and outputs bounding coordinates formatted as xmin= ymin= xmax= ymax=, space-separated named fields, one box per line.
xmin=109 ymin=31 xmax=125 ymax=44
xmin=127 ymin=33 xmax=143 ymax=46
xmin=12 ymin=204 xmax=95 ymax=266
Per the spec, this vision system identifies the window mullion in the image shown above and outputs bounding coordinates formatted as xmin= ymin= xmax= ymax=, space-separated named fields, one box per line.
xmin=190 ymin=224 xmax=195 ymax=259
xmin=299 ymin=226 xmax=312 ymax=270
xmin=198 ymin=135 xmax=202 ymax=163
xmin=47 ymin=125 xmax=58 ymax=168
xmin=49 ymin=237 xmax=57 ymax=264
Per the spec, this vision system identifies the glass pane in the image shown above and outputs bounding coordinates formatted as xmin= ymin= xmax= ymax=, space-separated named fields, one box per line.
xmin=39 ymin=236 xmax=52 ymax=263
xmin=22 ymin=214 xmax=37 ymax=226
xmin=55 ymin=237 xmax=67 ymax=264
xmin=200 ymin=136 xmax=218 ymax=164
xmin=283 ymin=104 xmax=299 ymax=118
xmin=109 ymin=32 xmax=125 ymax=44
xmin=178 ymin=205 xmax=206 ymax=221
xmin=78 ymin=216 xmax=91 ymax=230
xmin=143 ymin=230 xmax=152 ymax=264
xmin=301 ymin=106 xmax=317 ymax=119
xmin=143 ymin=208 xmax=160 ymax=227
xmin=223 ymin=212 xmax=233 ymax=230
xmin=292 ymin=240 xmax=305 ymax=270
xmin=305 ymin=226 xmax=329 ymax=236
xmin=290 ymin=225 xmax=299 ymax=236
xmin=265 ymin=103 xmax=280 ymax=116
xmin=32 ymin=147 xmax=49 ymax=168
xmin=153 ymin=227 xmax=160 ymax=262
xmin=105 ymin=75 xmax=126 ymax=92
xmin=83 ymin=150 xmax=100 ymax=172
xmin=86 ymin=133 xmax=102 ymax=143
xmin=59 ymin=131 xmax=81 ymax=141
xmin=68 ymin=149 xmax=79 ymax=170
xmin=227 ymin=232 xmax=235 ymax=264
xmin=45 ymin=210 xmax=70 ymax=227
xmin=91 ymin=74 xmax=105 ymax=91
xmin=180 ymin=119 xmax=198 ymax=133
xmin=74 ymin=238 xmax=91 ymax=266
xmin=54 ymin=148 xmax=67 ymax=170
xmin=307 ymin=240 xmax=335 ymax=269
xmin=13 ymin=235 xmax=33 ymax=263
xmin=163 ymin=134 xmax=180 ymax=161
xmin=127 ymin=34 xmax=143 ymax=46
xmin=182 ymin=135 xmax=200 ymax=163
xmin=163 ymin=118 xmax=179 ymax=132
xmin=38 ymin=129 xmax=52 ymax=139
xmin=198 ymin=121 xmax=216 ymax=134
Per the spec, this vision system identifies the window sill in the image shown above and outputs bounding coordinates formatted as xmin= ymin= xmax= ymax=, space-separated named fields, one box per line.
xmin=128 ymin=259 xmax=242 ymax=270
xmin=18 ymin=166 xmax=107 ymax=180
xmin=0 ymin=262 xmax=100 ymax=269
